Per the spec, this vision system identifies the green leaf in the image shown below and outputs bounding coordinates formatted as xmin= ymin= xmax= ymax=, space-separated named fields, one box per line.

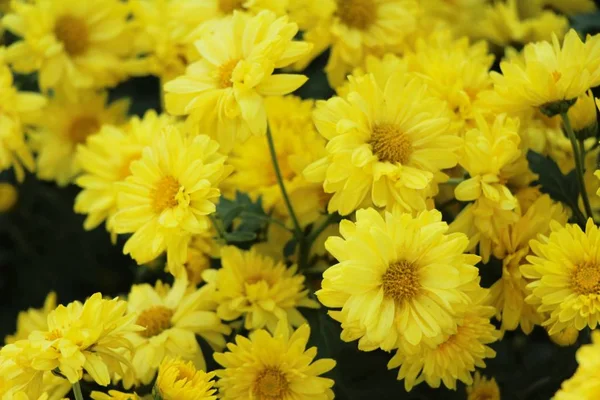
xmin=284 ymin=238 xmax=298 ymax=258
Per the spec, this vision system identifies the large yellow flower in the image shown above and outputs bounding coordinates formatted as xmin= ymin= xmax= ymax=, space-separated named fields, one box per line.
xmin=225 ymin=95 xmax=327 ymax=227
xmin=155 ymin=357 xmax=217 ymax=400
xmin=125 ymin=278 xmax=230 ymax=385
xmin=214 ymin=323 xmax=336 ymax=400
xmin=164 ymin=10 xmax=311 ymax=153
xmin=317 ymin=208 xmax=481 ymax=352
xmin=31 ymin=90 xmax=129 ymax=187
xmin=480 ymin=29 xmax=600 ymax=115
xmin=388 ymin=291 xmax=499 ymax=391
xmin=74 ymin=111 xmax=174 ymax=236
xmin=5 ymin=292 xmax=56 ymax=344
xmin=112 ymin=126 xmax=231 ymax=276
xmin=554 ymin=331 xmax=600 ymax=400
xmin=203 ymin=246 xmax=319 ymax=332
xmin=304 ymin=72 xmax=461 ymax=215
xmin=3 ymin=0 xmax=137 ymax=94
xmin=489 ymin=195 xmax=568 ymax=334
xmin=0 ymin=50 xmax=46 ymax=182
xmin=523 ymin=219 xmax=600 ymax=334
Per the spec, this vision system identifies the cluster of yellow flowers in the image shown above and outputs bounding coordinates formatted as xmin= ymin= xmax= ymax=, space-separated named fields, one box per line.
xmin=2 ymin=0 xmax=600 ymax=399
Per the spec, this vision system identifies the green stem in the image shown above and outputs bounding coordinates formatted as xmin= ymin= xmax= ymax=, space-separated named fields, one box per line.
xmin=209 ymin=214 xmax=226 ymax=241
xmin=72 ymin=381 xmax=84 ymax=400
xmin=265 ymin=126 xmax=302 ymax=237
xmin=561 ymin=112 xmax=593 ymax=221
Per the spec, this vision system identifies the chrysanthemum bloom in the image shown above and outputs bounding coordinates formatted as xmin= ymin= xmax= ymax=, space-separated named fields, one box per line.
xmin=335 ymin=53 xmax=408 ymax=98
xmin=305 ymin=72 xmax=461 ymax=216
xmin=466 ymin=372 xmax=501 ymax=400
xmin=214 ymin=323 xmax=336 ymax=400
xmin=0 ymin=51 xmax=46 ymax=182
xmin=225 ymin=96 xmax=327 ymax=227
xmin=480 ymin=29 xmax=600 ymax=115
xmin=0 ymin=182 xmax=18 ymax=212
xmin=554 ymin=331 xmax=600 ymax=399
xmin=567 ymin=90 xmax=598 ymax=139
xmin=164 ymin=10 xmax=311 ymax=153
xmin=203 ymin=246 xmax=319 ymax=332
xmin=388 ymin=291 xmax=499 ymax=391
xmin=5 ymin=292 xmax=56 ymax=344
xmin=294 ymin=0 xmax=418 ymax=87
xmin=155 ymin=357 xmax=217 ymax=400
xmin=91 ymin=390 xmax=140 ymax=400
xmin=522 ymin=219 xmax=600 ymax=333
xmin=125 ymin=278 xmax=230 ymax=385
xmin=75 ymin=111 xmax=174 ymax=236
xmin=489 ymin=195 xmax=568 ymax=334
xmin=31 ymin=90 xmax=129 ymax=187
xmin=3 ymin=0 xmax=138 ymax=94
xmin=317 ymin=208 xmax=481 ymax=352
xmin=112 ymin=126 xmax=231 ymax=275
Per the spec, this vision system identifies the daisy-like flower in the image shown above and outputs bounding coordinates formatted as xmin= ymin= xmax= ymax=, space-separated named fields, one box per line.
xmin=0 ymin=50 xmax=46 ymax=182
xmin=489 ymin=195 xmax=568 ymax=334
xmin=125 ymin=278 xmax=231 ymax=385
xmin=3 ymin=0 xmax=138 ymax=94
xmin=304 ymin=72 xmax=461 ymax=216
xmin=112 ymin=125 xmax=231 ymax=275
xmin=388 ymin=291 xmax=499 ymax=391
xmin=522 ymin=219 xmax=600 ymax=334
xmin=554 ymin=331 xmax=600 ymax=400
xmin=317 ymin=208 xmax=481 ymax=352
xmin=31 ymin=90 xmax=129 ymax=187
xmin=154 ymin=357 xmax=217 ymax=400
xmin=203 ymin=246 xmax=319 ymax=332
xmin=5 ymin=292 xmax=56 ymax=344
xmin=164 ymin=10 xmax=311 ymax=153
xmin=74 ymin=111 xmax=175 ymax=236
xmin=214 ymin=322 xmax=336 ymax=400
xmin=480 ymin=29 xmax=600 ymax=116
xmin=225 ymin=95 xmax=327 ymax=227
xmin=466 ymin=372 xmax=501 ymax=400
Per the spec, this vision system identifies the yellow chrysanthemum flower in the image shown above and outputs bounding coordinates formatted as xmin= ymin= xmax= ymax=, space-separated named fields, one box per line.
xmin=74 ymin=111 xmax=174 ymax=236
xmin=0 ymin=358 xmax=70 ymax=400
xmin=335 ymin=53 xmax=408 ymax=98
xmin=225 ymin=95 xmax=327 ymax=227
xmin=489 ymin=195 xmax=568 ymax=334
xmin=388 ymin=291 xmax=499 ymax=391
xmin=214 ymin=322 xmax=336 ymax=400
xmin=125 ymin=278 xmax=231 ymax=385
xmin=0 ymin=50 xmax=46 ymax=182
xmin=31 ymin=90 xmax=129 ymax=187
xmin=567 ymin=90 xmax=598 ymax=137
xmin=554 ymin=331 xmax=600 ymax=400
xmin=112 ymin=126 xmax=231 ymax=276
xmin=203 ymin=246 xmax=319 ymax=332
xmin=5 ymin=292 xmax=56 ymax=344
xmin=164 ymin=10 xmax=311 ymax=153
xmin=317 ymin=208 xmax=481 ymax=352
xmin=155 ymin=357 xmax=217 ymax=400
xmin=90 ymin=390 xmax=140 ymax=400
xmin=0 ymin=182 xmax=18 ymax=212
xmin=466 ymin=372 xmax=501 ymax=400
xmin=305 ymin=72 xmax=461 ymax=215
xmin=523 ymin=219 xmax=600 ymax=334
xmin=3 ymin=0 xmax=137 ymax=94
xmin=184 ymin=231 xmax=219 ymax=286
xmin=481 ymin=29 xmax=600 ymax=115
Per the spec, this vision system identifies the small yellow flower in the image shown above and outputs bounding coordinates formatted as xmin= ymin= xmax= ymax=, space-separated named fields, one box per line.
xmin=0 ymin=182 xmax=18 ymax=212
xmin=567 ymin=90 xmax=598 ymax=137
xmin=555 ymin=331 xmax=600 ymax=399
xmin=164 ymin=10 xmax=311 ymax=153
xmin=31 ymin=90 xmax=129 ymax=187
xmin=203 ymin=246 xmax=319 ymax=332
xmin=5 ymin=292 xmax=56 ymax=344
xmin=90 ymin=390 xmax=140 ymax=400
xmin=214 ymin=322 xmax=336 ymax=400
xmin=549 ymin=326 xmax=579 ymax=347
xmin=112 ymin=126 xmax=231 ymax=275
xmin=466 ymin=372 xmax=501 ymax=400
xmin=155 ymin=357 xmax=217 ymax=400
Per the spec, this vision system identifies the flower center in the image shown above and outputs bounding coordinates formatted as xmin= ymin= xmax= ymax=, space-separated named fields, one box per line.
xmin=336 ymin=0 xmax=376 ymax=30
xmin=217 ymin=59 xmax=239 ymax=88
xmin=45 ymin=329 xmax=62 ymax=341
xmin=571 ymin=262 xmax=600 ymax=295
xmin=219 ymin=0 xmax=245 ymax=13
xmin=174 ymin=363 xmax=197 ymax=382
xmin=152 ymin=175 xmax=181 ymax=213
xmin=254 ymin=367 xmax=289 ymax=399
xmin=551 ymin=70 xmax=562 ymax=83
xmin=381 ymin=260 xmax=420 ymax=303
xmin=136 ymin=306 xmax=174 ymax=338
xmin=370 ymin=123 xmax=413 ymax=164
xmin=69 ymin=116 xmax=100 ymax=144
xmin=54 ymin=15 xmax=89 ymax=56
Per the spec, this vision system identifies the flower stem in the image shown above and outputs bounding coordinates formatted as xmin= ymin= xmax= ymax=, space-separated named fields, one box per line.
xmin=72 ymin=381 xmax=84 ymax=400
xmin=307 ymin=212 xmax=339 ymax=243
xmin=561 ymin=112 xmax=593 ymax=221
